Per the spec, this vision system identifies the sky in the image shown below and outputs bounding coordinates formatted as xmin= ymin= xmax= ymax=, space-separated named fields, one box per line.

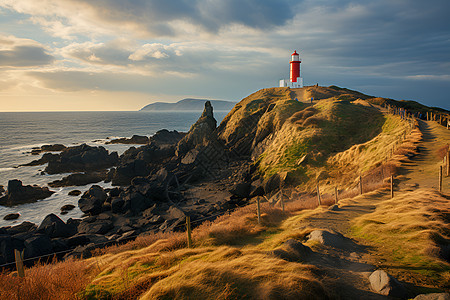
xmin=0 ymin=0 xmax=449 ymax=111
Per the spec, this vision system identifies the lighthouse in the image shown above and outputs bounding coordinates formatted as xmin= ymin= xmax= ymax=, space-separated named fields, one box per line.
xmin=279 ymin=50 xmax=303 ymax=88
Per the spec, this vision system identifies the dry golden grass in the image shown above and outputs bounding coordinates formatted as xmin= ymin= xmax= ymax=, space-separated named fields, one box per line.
xmin=351 ymin=188 xmax=450 ymax=286
xmin=140 ymin=249 xmax=328 ymax=300
xmin=0 ymin=258 xmax=92 ymax=300
xmin=79 ymin=200 xmax=330 ymax=299
xmin=437 ymin=143 xmax=449 ymax=159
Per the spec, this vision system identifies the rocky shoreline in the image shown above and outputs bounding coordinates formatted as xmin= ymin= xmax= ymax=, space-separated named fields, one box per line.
xmin=0 ymin=101 xmax=275 ymax=266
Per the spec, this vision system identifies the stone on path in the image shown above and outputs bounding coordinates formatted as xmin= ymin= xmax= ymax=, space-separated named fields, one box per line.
xmin=414 ymin=293 xmax=449 ymax=300
xmin=369 ymin=269 xmax=408 ymax=298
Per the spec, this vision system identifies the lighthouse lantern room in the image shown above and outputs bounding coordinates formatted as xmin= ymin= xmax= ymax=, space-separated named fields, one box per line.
xmin=279 ymin=50 xmax=303 ymax=88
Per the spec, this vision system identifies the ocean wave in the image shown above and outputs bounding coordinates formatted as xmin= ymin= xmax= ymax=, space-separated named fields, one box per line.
xmin=0 ymin=167 xmax=15 ymax=172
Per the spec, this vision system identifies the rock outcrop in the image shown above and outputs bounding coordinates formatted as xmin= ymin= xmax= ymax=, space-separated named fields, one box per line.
xmin=106 ymin=135 xmax=149 ymax=145
xmin=0 ymin=179 xmax=54 ymax=206
xmin=176 ymin=101 xmax=217 ymax=157
xmin=44 ymin=144 xmax=118 ymax=174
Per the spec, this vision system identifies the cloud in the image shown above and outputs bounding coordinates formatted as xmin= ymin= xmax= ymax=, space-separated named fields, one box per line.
xmin=0 ymin=0 xmax=295 ymax=40
xmin=0 ymin=35 xmax=54 ymax=67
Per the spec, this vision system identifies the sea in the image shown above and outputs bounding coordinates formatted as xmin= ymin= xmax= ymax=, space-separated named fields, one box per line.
xmin=0 ymin=111 xmax=228 ymax=227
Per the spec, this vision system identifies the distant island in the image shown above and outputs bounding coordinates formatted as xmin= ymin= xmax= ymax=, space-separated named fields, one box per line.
xmin=139 ymin=98 xmax=236 ymax=111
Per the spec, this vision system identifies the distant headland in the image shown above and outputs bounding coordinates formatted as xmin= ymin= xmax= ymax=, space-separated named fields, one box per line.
xmin=139 ymin=98 xmax=236 ymax=111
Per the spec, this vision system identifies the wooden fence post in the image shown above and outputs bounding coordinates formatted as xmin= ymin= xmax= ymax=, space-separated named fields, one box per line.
xmin=447 ymin=150 xmax=450 ymax=177
xmin=359 ymin=175 xmax=363 ymax=195
xmin=256 ymin=197 xmax=261 ymax=224
xmin=334 ymin=186 xmax=338 ymax=204
xmin=316 ymin=184 xmax=321 ymax=206
xmin=439 ymin=166 xmax=443 ymax=192
xmin=186 ymin=216 xmax=192 ymax=248
xmin=390 ymin=175 xmax=394 ymax=198
xmin=14 ymin=249 xmax=25 ymax=278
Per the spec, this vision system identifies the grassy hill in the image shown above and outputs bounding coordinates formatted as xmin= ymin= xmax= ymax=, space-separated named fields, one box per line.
xmin=1 ymin=86 xmax=449 ymax=299
xmin=217 ymin=86 xmax=413 ymax=193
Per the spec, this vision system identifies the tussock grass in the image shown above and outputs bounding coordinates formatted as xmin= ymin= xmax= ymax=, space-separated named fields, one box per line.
xmin=140 ymin=249 xmax=328 ymax=300
xmin=0 ymin=258 xmax=91 ymax=300
xmin=351 ymin=188 xmax=450 ymax=286
xmin=80 ymin=201 xmax=329 ymax=299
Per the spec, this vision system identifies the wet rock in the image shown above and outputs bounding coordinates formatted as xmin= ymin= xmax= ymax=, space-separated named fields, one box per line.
xmin=78 ymin=185 xmax=107 ymax=216
xmin=369 ymin=269 xmax=408 ymax=298
xmin=3 ymin=213 xmax=20 ymax=220
xmin=68 ymin=190 xmax=82 ymax=196
xmin=0 ymin=179 xmax=55 ymax=206
xmin=31 ymin=144 xmax=66 ymax=155
xmin=61 ymin=204 xmax=75 ymax=212
xmin=49 ymin=171 xmax=106 ymax=187
xmin=44 ymin=144 xmax=118 ymax=174
xmin=106 ymin=135 xmax=149 ymax=145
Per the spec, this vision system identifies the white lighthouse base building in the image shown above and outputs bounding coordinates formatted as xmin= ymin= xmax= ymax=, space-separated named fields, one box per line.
xmin=279 ymin=77 xmax=303 ymax=88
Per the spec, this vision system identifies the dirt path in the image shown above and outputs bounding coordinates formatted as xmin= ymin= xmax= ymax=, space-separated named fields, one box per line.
xmin=398 ymin=120 xmax=450 ymax=191
xmin=291 ymin=120 xmax=450 ymax=298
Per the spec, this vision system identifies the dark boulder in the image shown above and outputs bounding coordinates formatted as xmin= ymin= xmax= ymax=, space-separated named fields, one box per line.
xmin=37 ymin=213 xmax=75 ymax=238
xmin=229 ymin=182 xmax=251 ymax=198
xmin=3 ymin=213 xmax=20 ymax=220
xmin=0 ymin=179 xmax=55 ymax=206
xmin=123 ymin=192 xmax=154 ymax=215
xmin=263 ymin=174 xmax=281 ymax=194
xmin=78 ymin=220 xmax=113 ymax=235
xmin=44 ymin=144 xmax=118 ymax=174
xmin=111 ymin=160 xmax=150 ymax=186
xmin=24 ymin=235 xmax=53 ymax=259
xmin=22 ymin=152 xmax=58 ymax=166
xmin=78 ymin=185 xmax=106 ymax=216
xmin=150 ymin=129 xmax=186 ymax=147
xmin=5 ymin=221 xmax=37 ymax=235
xmin=66 ymin=234 xmax=90 ymax=248
xmin=68 ymin=190 xmax=82 ymax=196
xmin=0 ymin=235 xmax=25 ymax=262
xmin=49 ymin=171 xmax=106 ymax=187
xmin=111 ymin=197 xmax=125 ymax=213
xmin=61 ymin=204 xmax=75 ymax=212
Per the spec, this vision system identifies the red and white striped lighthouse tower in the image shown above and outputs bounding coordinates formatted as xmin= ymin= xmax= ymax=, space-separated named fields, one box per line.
xmin=279 ymin=50 xmax=303 ymax=88
xmin=290 ymin=50 xmax=301 ymax=82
